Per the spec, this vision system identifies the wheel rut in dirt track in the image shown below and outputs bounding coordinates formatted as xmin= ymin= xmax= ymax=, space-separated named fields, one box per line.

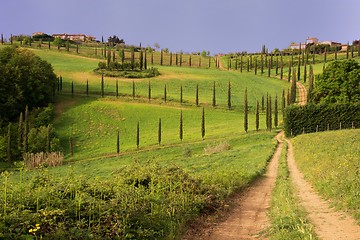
xmin=184 ymin=132 xmax=284 ymax=240
xmin=285 ymin=138 xmax=360 ymax=240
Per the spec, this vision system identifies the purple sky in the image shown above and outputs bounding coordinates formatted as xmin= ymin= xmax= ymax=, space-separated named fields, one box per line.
xmin=1 ymin=0 xmax=359 ymax=54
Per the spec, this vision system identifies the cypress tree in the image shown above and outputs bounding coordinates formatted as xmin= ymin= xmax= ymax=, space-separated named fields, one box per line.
xmin=290 ymin=68 xmax=297 ymax=104
xmin=101 ymin=74 xmax=104 ymax=97
xmin=76 ymin=43 xmax=79 ymax=54
xmin=247 ymin=57 xmax=250 ymax=72
xmin=132 ymin=80 xmax=135 ymax=99
xmin=95 ymin=48 xmax=97 ymax=56
xmin=164 ymin=84 xmax=167 ymax=103
xmin=212 ymin=81 xmax=216 ymax=107
xmin=227 ymin=81 xmax=231 ymax=109
xmin=308 ymin=65 xmax=314 ymax=103
xmin=324 ymin=47 xmax=327 ymax=63
xmin=117 ymin=130 xmax=120 ymax=154
xmin=170 ymin=52 xmax=173 ymax=66
xmin=1 ymin=34 xmax=3 ymax=44
xmin=60 ymin=76 xmax=63 ymax=92
xmin=208 ymin=57 xmax=211 ymax=68
xmin=29 ymin=36 xmax=32 ymax=46
xmin=288 ymin=60 xmax=292 ymax=82
xmin=160 ymin=50 xmax=163 ymax=65
xmin=281 ymin=89 xmax=285 ymax=114
xmin=275 ymin=57 xmax=279 ymax=75
xmin=312 ymin=49 xmax=315 ymax=64
xmin=57 ymin=77 xmax=60 ymax=93
xmin=107 ymin=49 xmax=111 ymax=67
xmin=244 ymin=88 xmax=248 ymax=133
xmin=274 ymin=95 xmax=278 ymax=128
xmin=280 ymin=54 xmax=284 ymax=79
xmin=7 ymin=123 xmax=11 ymax=162
xmin=158 ymin=118 xmax=162 ymax=145
xmin=180 ymin=53 xmax=182 ymax=67
xmin=268 ymin=96 xmax=272 ymax=131
xmin=303 ymin=63 xmax=307 ymax=83
xmin=23 ymin=106 xmax=29 ymax=155
xmin=139 ymin=50 xmax=143 ymax=70
xmin=254 ymin=58 xmax=258 ymax=75
xmin=267 ymin=60 xmax=271 ymax=77
xmin=46 ymin=125 xmax=51 ymax=153
xmin=101 ymin=36 xmax=104 ymax=43
xmin=136 ymin=122 xmax=140 ymax=149
xmin=297 ymin=55 xmax=301 ymax=81
xmin=227 ymin=58 xmax=230 ymax=71
xmin=189 ymin=55 xmax=192 ymax=67
xmin=104 ymin=45 xmax=107 ymax=58
xmin=71 ymin=81 xmax=74 ymax=98
xmin=180 ymin=85 xmax=183 ymax=104
xmin=261 ymin=95 xmax=265 ymax=112
xmin=201 ymin=107 xmax=205 ymax=140
xmin=351 ymin=45 xmax=354 ymax=58
xmin=144 ymin=50 xmax=147 ymax=69
xmin=335 ymin=45 xmax=338 ymax=60
xmin=113 ymin=50 xmax=116 ymax=62
xmin=255 ymin=101 xmax=259 ymax=132
xmin=18 ymin=112 xmax=23 ymax=151
xmin=176 ymin=53 xmax=178 ymax=66
xmin=179 ymin=110 xmax=183 ymax=141
xmin=151 ymin=52 xmax=154 ymax=65
xmin=266 ymin=94 xmax=269 ymax=130
xmin=250 ymin=55 xmax=253 ymax=70
xmin=261 ymin=54 xmax=264 ymax=74
xmin=131 ymin=48 xmax=135 ymax=69
xmin=358 ymin=40 xmax=360 ymax=57
xmin=115 ymin=80 xmax=118 ymax=98
xmin=199 ymin=56 xmax=201 ymax=68
xmin=240 ymin=55 xmax=243 ymax=72
xmin=148 ymin=81 xmax=151 ymax=101
xmin=196 ymin=84 xmax=199 ymax=106
xmin=66 ymin=39 xmax=69 ymax=51
xmin=346 ymin=43 xmax=349 ymax=59
xmin=48 ymin=40 xmax=51 ymax=49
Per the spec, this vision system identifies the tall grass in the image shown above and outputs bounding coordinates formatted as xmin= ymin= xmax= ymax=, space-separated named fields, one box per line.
xmin=292 ymin=129 xmax=360 ymax=221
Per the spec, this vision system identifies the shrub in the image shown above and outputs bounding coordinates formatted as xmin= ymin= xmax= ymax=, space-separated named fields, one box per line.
xmin=284 ymin=103 xmax=360 ymax=136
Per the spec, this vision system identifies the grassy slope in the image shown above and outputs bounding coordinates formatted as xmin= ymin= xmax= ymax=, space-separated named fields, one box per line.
xmin=292 ymin=129 xmax=360 ymax=222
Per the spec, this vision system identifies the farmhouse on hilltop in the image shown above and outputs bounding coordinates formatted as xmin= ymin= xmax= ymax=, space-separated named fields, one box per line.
xmin=52 ymin=33 xmax=95 ymax=42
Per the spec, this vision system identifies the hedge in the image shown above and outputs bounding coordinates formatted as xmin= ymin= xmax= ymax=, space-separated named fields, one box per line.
xmin=284 ymin=103 xmax=360 ymax=137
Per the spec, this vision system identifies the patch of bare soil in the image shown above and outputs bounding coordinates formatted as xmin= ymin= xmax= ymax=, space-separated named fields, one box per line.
xmin=296 ymin=81 xmax=307 ymax=106
xmin=285 ymin=138 xmax=360 ymax=240
xmin=183 ymin=132 xmax=284 ymax=240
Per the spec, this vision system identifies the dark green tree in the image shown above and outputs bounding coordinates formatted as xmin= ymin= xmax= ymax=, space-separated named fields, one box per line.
xmin=115 ymin=80 xmax=118 ymax=98
xmin=179 ymin=110 xmax=183 ymax=141
xmin=212 ymin=81 xmax=216 ymax=107
xmin=158 ymin=118 xmax=162 ymax=145
xmin=274 ymin=95 xmax=278 ymax=128
xmin=180 ymin=85 xmax=183 ymax=104
xmin=227 ymin=81 xmax=231 ymax=109
xmin=201 ymin=107 xmax=205 ymax=140
xmin=117 ymin=130 xmax=120 ymax=154
xmin=136 ymin=122 xmax=140 ymax=149
xmin=346 ymin=43 xmax=349 ymax=59
xmin=255 ymin=101 xmax=259 ymax=131
xmin=288 ymin=60 xmax=292 ymax=82
xmin=189 ymin=55 xmax=192 ymax=67
xmin=266 ymin=94 xmax=269 ymax=130
xmin=195 ymin=84 xmax=199 ymax=106
xmin=148 ymin=81 xmax=151 ymax=101
xmin=297 ymin=55 xmax=301 ymax=81
xmin=261 ymin=95 xmax=265 ymax=112
xmin=290 ymin=68 xmax=297 ymax=104
xmin=275 ymin=57 xmax=279 ymax=75
xmin=280 ymin=54 xmax=284 ymax=79
xmin=311 ymin=60 xmax=360 ymax=104
xmin=23 ymin=106 xmax=29 ymax=155
xmin=254 ymin=58 xmax=258 ymax=75
xmin=132 ymin=80 xmax=135 ymax=99
xmin=244 ymin=88 xmax=248 ymax=133
xmin=139 ymin=50 xmax=143 ymax=70
xmin=303 ymin=63 xmax=307 ymax=83
xmin=170 ymin=52 xmax=173 ymax=66
xmin=160 ymin=50 xmax=163 ymax=65
xmin=144 ymin=50 xmax=147 ymax=70
xmin=281 ymin=89 xmax=286 ymax=114
xmin=267 ymin=60 xmax=271 ymax=77
xmin=46 ymin=124 xmax=51 ymax=153
xmin=131 ymin=48 xmax=135 ymax=70
xmin=164 ymin=84 xmax=167 ymax=103
xmin=151 ymin=52 xmax=154 ymax=65
xmin=180 ymin=53 xmax=183 ymax=67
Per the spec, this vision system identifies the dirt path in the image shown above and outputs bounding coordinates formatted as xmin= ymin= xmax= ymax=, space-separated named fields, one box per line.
xmin=215 ymin=56 xmax=226 ymax=70
xmin=183 ymin=132 xmax=284 ymax=239
xmin=285 ymin=138 xmax=360 ymax=240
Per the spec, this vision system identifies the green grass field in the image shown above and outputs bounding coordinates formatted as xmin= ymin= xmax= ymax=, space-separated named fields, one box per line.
xmin=292 ymin=129 xmax=360 ymax=222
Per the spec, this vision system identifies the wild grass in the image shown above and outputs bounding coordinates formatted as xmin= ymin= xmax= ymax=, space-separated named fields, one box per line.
xmin=292 ymin=129 xmax=360 ymax=222
xmin=24 ymin=152 xmax=64 ymax=169
xmin=268 ymin=142 xmax=317 ymax=239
